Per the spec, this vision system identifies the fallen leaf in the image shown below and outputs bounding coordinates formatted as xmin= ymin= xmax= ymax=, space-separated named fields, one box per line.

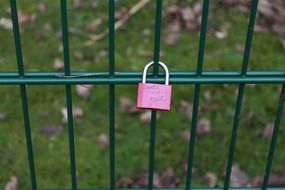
xmin=185 ymin=20 xmax=197 ymax=30
xmin=43 ymin=22 xmax=51 ymax=31
xmin=204 ymin=90 xmax=212 ymax=101
xmin=139 ymin=111 xmax=152 ymax=123
xmin=167 ymin=20 xmax=181 ymax=33
xmin=116 ymin=176 xmax=134 ymax=188
xmin=181 ymin=159 xmax=197 ymax=174
xmin=115 ymin=123 xmax=120 ymax=131
xmin=56 ymin=30 xmax=62 ymax=40
xmin=273 ymin=23 xmax=285 ymax=37
xmin=235 ymin=44 xmax=245 ymax=53
xmin=117 ymin=169 xmax=163 ymax=188
xmin=41 ymin=125 xmax=64 ymax=137
xmin=274 ymin=13 xmax=285 ymax=24
xmin=98 ymin=49 xmax=108 ymax=58
xmin=74 ymin=106 xmax=84 ymax=117
xmin=18 ymin=11 xmax=30 ymax=24
xmin=215 ymin=30 xmax=228 ymax=40
xmin=5 ymin=176 xmax=17 ymax=190
xmin=268 ymin=175 xmax=285 ymax=186
xmin=254 ymin=23 xmax=269 ymax=33
xmin=115 ymin=7 xmax=128 ymax=20
xmin=263 ymin=123 xmax=274 ymax=138
xmin=160 ymin=167 xmax=180 ymax=188
xmin=180 ymin=130 xmax=191 ymax=142
xmin=76 ymin=85 xmax=92 ymax=99
xmin=73 ymin=0 xmax=84 ymax=7
xmin=249 ymin=176 xmax=262 ymax=187
xmin=141 ymin=28 xmax=151 ymax=37
xmin=180 ymin=7 xmax=195 ymax=22
xmin=73 ymin=51 xmax=83 ymax=60
xmin=164 ymin=33 xmax=180 ymax=45
xmin=249 ymin=175 xmax=285 ymax=187
xmin=133 ymin=170 xmax=161 ymax=188
xmin=85 ymin=18 xmax=103 ymax=33
xmin=139 ymin=111 xmax=160 ymax=123
xmin=0 ymin=18 xmax=13 ymax=30
xmin=138 ymin=50 xmax=165 ymax=58
xmin=165 ymin=2 xmax=203 ymax=33
xmin=61 ymin=106 xmax=84 ymax=123
xmin=40 ymin=110 xmax=50 ymax=117
xmin=133 ymin=169 xmax=149 ymax=188
xmin=53 ymin=58 xmax=64 ymax=70
xmin=258 ymin=0 xmax=275 ymax=18
xmin=200 ymin=103 xmax=220 ymax=113
xmin=204 ymin=172 xmax=217 ymax=187
xmin=0 ymin=112 xmax=7 ymax=121
xmin=193 ymin=0 xmax=203 ymax=15
xmin=91 ymin=2 xmax=98 ymax=9
xmin=119 ymin=97 xmax=138 ymax=113
xmin=179 ymin=100 xmax=193 ymax=121
xmin=230 ymin=164 xmax=249 ymax=187
xmin=166 ymin=5 xmax=180 ymax=18
xmin=197 ymin=118 xmax=211 ymax=135
xmin=18 ymin=11 xmax=37 ymax=24
xmin=61 ymin=108 xmax=68 ymax=123
xmin=98 ymin=133 xmax=109 ymax=148
xmin=153 ymin=173 xmax=162 ymax=188
xmin=223 ymin=0 xmax=236 ymax=7
xmin=37 ymin=2 xmax=48 ymax=13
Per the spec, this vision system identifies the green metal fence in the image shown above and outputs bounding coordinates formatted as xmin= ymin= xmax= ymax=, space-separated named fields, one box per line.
xmin=3 ymin=0 xmax=285 ymax=189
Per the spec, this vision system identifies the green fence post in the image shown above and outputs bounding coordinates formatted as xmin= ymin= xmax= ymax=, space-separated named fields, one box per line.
xmin=185 ymin=1 xmax=209 ymax=189
xmin=262 ymin=84 xmax=285 ymax=190
xmin=148 ymin=1 xmax=163 ymax=190
xmin=10 ymin=0 xmax=37 ymax=189
xmin=109 ymin=1 xmax=116 ymax=190
xmin=224 ymin=1 xmax=259 ymax=189
xmin=60 ymin=0 xmax=77 ymax=189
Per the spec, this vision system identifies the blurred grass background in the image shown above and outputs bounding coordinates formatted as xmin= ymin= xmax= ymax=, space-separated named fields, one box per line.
xmin=0 ymin=0 xmax=285 ymax=189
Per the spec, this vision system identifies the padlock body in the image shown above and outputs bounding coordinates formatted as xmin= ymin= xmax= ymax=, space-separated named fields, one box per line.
xmin=137 ymin=83 xmax=172 ymax=111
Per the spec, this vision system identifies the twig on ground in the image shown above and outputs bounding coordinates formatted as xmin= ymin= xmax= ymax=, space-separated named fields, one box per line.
xmin=83 ymin=0 xmax=150 ymax=46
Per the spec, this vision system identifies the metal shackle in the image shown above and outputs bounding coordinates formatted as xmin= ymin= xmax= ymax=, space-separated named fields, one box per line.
xmin=142 ymin=61 xmax=170 ymax=85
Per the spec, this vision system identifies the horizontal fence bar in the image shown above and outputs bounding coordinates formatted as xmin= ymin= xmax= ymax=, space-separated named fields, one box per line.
xmin=0 ymin=71 xmax=284 ymax=78
xmin=0 ymin=71 xmax=284 ymax=84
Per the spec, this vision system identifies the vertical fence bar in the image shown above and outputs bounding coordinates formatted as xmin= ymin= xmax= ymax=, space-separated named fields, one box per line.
xmin=148 ymin=1 xmax=163 ymax=190
xmin=185 ymin=1 xmax=209 ymax=189
xmin=262 ymin=85 xmax=285 ymax=190
xmin=10 ymin=1 xmax=37 ymax=189
xmin=152 ymin=0 xmax=163 ymax=75
xmin=60 ymin=1 xmax=77 ymax=189
xmin=108 ymin=0 xmax=116 ymax=190
xmin=223 ymin=84 xmax=245 ymax=189
xmin=224 ymin=1 xmax=259 ymax=189
xmin=148 ymin=110 xmax=157 ymax=190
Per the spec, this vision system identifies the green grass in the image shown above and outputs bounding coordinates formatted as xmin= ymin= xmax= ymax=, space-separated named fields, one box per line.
xmin=0 ymin=0 xmax=285 ymax=189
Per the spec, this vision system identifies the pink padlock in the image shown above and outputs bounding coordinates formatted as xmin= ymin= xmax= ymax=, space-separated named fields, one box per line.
xmin=137 ymin=61 xmax=172 ymax=111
